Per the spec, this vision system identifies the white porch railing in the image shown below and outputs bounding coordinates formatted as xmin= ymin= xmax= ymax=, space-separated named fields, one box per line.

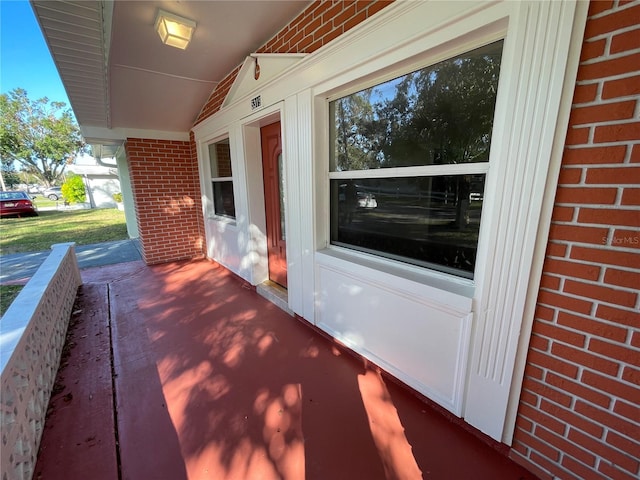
xmin=0 ymin=243 xmax=82 ymax=480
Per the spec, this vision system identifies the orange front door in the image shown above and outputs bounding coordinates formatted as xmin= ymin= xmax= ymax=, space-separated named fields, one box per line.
xmin=260 ymin=121 xmax=287 ymax=288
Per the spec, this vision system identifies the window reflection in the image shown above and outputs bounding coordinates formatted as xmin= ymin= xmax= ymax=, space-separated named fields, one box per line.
xmin=330 ymin=175 xmax=485 ymax=278
xmin=330 ymin=41 xmax=502 ymax=171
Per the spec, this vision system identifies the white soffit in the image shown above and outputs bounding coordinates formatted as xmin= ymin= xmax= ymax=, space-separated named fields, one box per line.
xmin=223 ymin=53 xmax=307 ymax=108
xmin=31 ymin=0 xmax=111 ymax=128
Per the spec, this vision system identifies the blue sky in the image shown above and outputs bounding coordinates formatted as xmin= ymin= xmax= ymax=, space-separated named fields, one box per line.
xmin=1 ymin=0 xmax=71 ymax=106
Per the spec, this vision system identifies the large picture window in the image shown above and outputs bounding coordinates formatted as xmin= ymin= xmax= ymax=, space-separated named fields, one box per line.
xmin=209 ymin=139 xmax=235 ymax=218
xmin=329 ymin=41 xmax=503 ymax=279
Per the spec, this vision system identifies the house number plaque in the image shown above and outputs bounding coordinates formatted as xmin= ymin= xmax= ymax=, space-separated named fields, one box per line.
xmin=251 ymin=95 xmax=262 ymax=110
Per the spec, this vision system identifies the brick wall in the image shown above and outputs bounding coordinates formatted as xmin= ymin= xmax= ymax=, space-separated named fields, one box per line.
xmin=194 ymin=0 xmax=394 ymax=125
xmin=125 ymin=137 xmax=205 ymax=264
xmin=511 ymin=1 xmax=640 ymax=479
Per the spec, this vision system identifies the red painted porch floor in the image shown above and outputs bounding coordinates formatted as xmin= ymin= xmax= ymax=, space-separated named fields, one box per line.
xmin=34 ymin=259 xmax=537 ymax=480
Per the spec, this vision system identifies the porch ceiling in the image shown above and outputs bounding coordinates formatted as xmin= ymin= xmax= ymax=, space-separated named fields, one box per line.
xmin=31 ymin=0 xmax=310 ymax=144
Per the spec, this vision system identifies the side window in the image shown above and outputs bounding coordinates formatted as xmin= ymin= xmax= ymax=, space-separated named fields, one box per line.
xmin=328 ymin=40 xmax=503 ymax=279
xmin=208 ymin=138 xmax=235 ymax=219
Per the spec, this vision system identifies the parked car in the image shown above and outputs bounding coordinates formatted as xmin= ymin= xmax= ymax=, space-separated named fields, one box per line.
xmin=0 ymin=191 xmax=39 ymax=217
xmin=42 ymin=186 xmax=63 ymax=200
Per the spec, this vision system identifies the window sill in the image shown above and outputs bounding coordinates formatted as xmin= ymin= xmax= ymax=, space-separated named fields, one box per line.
xmin=316 ymin=246 xmax=475 ymax=311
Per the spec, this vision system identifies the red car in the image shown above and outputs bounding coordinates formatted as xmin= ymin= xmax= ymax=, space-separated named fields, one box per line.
xmin=0 ymin=191 xmax=39 ymax=218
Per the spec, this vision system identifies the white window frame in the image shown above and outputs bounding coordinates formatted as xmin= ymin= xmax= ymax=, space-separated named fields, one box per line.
xmin=204 ymin=135 xmax=236 ymax=224
xmin=326 ymin=41 xmax=500 ymax=280
xmin=207 ymin=137 xmax=237 ymax=222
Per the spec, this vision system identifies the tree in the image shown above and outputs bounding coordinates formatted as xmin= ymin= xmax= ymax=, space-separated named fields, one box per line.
xmin=61 ymin=174 xmax=86 ymax=203
xmin=1 ymin=158 xmax=20 ymax=189
xmin=0 ymin=88 xmax=84 ymax=186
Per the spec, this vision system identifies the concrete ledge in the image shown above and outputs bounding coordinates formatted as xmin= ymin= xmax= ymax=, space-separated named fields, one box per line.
xmin=0 ymin=243 xmax=82 ymax=480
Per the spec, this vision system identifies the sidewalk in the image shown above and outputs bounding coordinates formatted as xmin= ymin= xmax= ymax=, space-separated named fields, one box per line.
xmin=0 ymin=239 xmax=142 ymax=283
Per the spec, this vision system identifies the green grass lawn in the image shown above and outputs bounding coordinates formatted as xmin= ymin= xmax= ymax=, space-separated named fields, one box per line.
xmin=1 ymin=208 xmax=128 ymax=254
xmin=0 ymin=285 xmax=23 ymax=317
xmin=1 ymin=207 xmax=128 ymax=317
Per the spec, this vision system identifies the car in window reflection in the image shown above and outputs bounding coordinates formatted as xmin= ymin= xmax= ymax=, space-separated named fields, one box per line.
xmin=0 ymin=191 xmax=39 ymax=217
xmin=338 ymin=182 xmax=378 ymax=209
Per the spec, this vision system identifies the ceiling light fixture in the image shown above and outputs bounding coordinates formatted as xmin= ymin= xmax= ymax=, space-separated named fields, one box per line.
xmin=154 ymin=9 xmax=196 ymax=50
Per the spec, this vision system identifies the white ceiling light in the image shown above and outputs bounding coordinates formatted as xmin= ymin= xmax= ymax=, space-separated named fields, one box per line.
xmin=154 ymin=9 xmax=196 ymax=50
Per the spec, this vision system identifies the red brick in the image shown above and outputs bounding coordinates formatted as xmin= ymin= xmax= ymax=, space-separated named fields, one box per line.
xmin=366 ymin=0 xmax=393 ymax=17
xmin=543 ymin=258 xmax=600 ymax=281
xmin=621 ymin=365 xmax=639 ymax=386
xmin=575 ymin=400 xmax=638 ymax=439
xmin=582 ymin=370 xmax=639 ymax=406
xmin=509 ymin=433 xmax=557 ymax=480
xmin=557 ymin=167 xmax=582 ymax=184
xmin=632 ymin=144 xmax=640 ymax=163
xmin=512 ymin=429 xmax=561 ymax=462
xmin=551 ymin=206 xmax=575 ymax=221
xmin=605 ymin=267 xmax=640 ymax=289
xmin=518 ymin=402 xmax=566 ymax=435
xmin=551 ymin=342 xmax=620 ymax=376
xmin=612 ymin=399 xmax=640 ymax=424
xmin=632 ymin=330 xmax=640 ymax=348
xmin=563 ymin=145 xmax=627 ymax=165
xmin=534 ymin=452 xmax=581 ymax=480
xmin=536 ymin=426 xmax=596 ymax=467
xmin=577 ymin=53 xmax=640 ymax=81
xmin=564 ymin=456 xmax=610 ymax=480
xmin=564 ymin=279 xmax=637 ymax=308
xmin=548 ymin=224 xmax=610 ymax=244
xmin=595 ymin=304 xmax=640 ymax=328
xmin=587 ymin=0 xmax=614 ymax=17
xmin=611 ymin=229 xmax=640 ymax=248
xmin=602 ymin=75 xmax=640 ymax=99
xmin=570 ymin=101 xmax=636 ymax=126
xmin=621 ymin=189 xmax=640 ymax=205
xmin=572 ymin=83 xmax=599 ymax=104
xmin=606 ymin=430 xmax=640 ymax=463
xmin=610 ymin=28 xmax=640 ymax=54
xmin=524 ymin=362 xmax=545 ymax=381
xmin=598 ymin=461 xmax=640 ymax=480
xmin=565 ymin=126 xmax=590 ymax=145
xmin=537 ymin=289 xmax=593 ymax=315
xmin=589 ymin=338 xmax=639 ymax=365
xmin=578 ymin=208 xmax=640 ymax=228
xmin=536 ymin=304 xmax=556 ymax=321
xmin=514 ymin=415 xmax=535 ymax=434
xmin=555 ymin=187 xmax=618 ymax=204
xmin=586 ymin=166 xmax=640 ymax=184
xmin=526 ymin=350 xmax=580 ymax=381
xmin=535 ymin=320 xmax=586 ymax=347
xmin=557 ymin=311 xmax=628 ymax=342
xmin=594 ymin=122 xmax=640 ymax=143
xmin=584 ymin=5 xmax=640 ymax=39
xmin=529 ymin=334 xmax=550 ymax=351
xmin=540 ymin=274 xmax=561 ymax=290
xmin=579 ymin=38 xmax=606 ymax=61
xmin=543 ymin=374 xmax=610 ymax=411
xmin=571 ymin=246 xmax=640 ymax=269
xmin=519 ymin=389 xmax=540 ymax=408
xmin=568 ymin=428 xmax=640 ymax=476
xmin=546 ymin=242 xmax=568 ymax=258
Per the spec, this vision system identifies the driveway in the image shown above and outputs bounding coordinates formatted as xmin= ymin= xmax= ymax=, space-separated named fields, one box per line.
xmin=0 ymin=239 xmax=142 ymax=283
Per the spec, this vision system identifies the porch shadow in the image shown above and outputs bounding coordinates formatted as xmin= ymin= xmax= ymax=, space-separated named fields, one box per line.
xmin=110 ymin=259 xmax=388 ymax=479
xmin=36 ymin=259 xmax=538 ymax=480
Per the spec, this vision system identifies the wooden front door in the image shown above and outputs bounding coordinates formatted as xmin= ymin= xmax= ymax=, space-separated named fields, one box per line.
xmin=260 ymin=121 xmax=287 ymax=288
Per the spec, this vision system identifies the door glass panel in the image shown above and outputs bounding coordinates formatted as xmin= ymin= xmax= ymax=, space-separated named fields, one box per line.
xmin=278 ymin=153 xmax=286 ymax=241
